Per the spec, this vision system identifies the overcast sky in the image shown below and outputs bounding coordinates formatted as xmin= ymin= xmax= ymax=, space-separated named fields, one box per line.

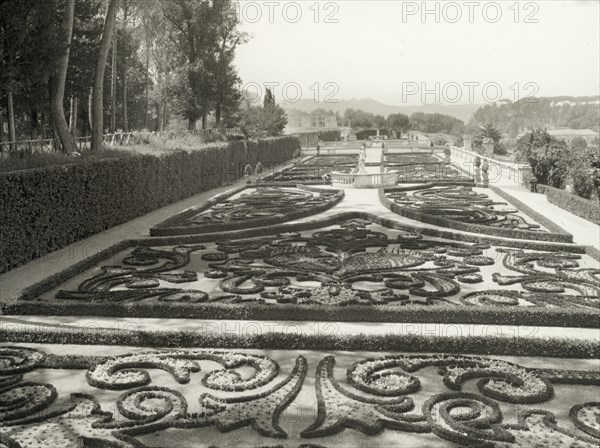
xmin=235 ymin=0 xmax=600 ymax=106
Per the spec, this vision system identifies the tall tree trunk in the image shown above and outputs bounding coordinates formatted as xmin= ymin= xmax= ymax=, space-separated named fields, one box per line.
xmin=144 ymin=34 xmax=150 ymax=130
xmin=68 ymin=97 xmax=74 ymax=129
xmin=51 ymin=0 xmax=77 ymax=153
xmin=31 ymin=109 xmax=39 ymax=139
xmin=121 ymin=1 xmax=128 ymax=132
xmin=71 ymin=96 xmax=78 ymax=136
xmin=202 ymin=113 xmax=207 ymax=130
xmin=88 ymin=88 xmax=93 ymax=135
xmin=154 ymin=102 xmax=160 ymax=131
xmin=91 ymin=0 xmax=120 ymax=151
xmin=122 ymin=68 xmax=128 ymax=132
xmin=41 ymin=112 xmax=47 ymax=139
xmin=49 ymin=76 xmax=59 ymax=151
xmin=215 ymin=102 xmax=221 ymax=126
xmin=159 ymin=102 xmax=166 ymax=131
xmin=7 ymin=90 xmax=16 ymax=153
xmin=0 ymin=105 xmax=4 ymax=149
xmin=110 ymin=33 xmax=117 ymax=133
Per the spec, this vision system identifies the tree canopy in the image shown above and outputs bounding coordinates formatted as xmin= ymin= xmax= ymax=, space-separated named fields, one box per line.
xmin=0 ymin=0 xmax=248 ymax=149
xmin=469 ymin=97 xmax=599 ymax=138
xmin=240 ymin=89 xmax=288 ymax=139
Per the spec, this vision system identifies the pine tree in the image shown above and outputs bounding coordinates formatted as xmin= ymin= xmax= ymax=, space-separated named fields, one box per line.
xmin=263 ymin=87 xmax=275 ymax=107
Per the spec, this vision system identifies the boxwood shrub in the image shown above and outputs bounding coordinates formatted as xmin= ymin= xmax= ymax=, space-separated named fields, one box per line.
xmin=2 ymin=327 xmax=597 ymax=359
xmin=380 ymin=188 xmax=573 ymax=243
xmin=538 ymin=184 xmax=600 ymax=225
xmin=5 ymin=300 xmax=598 ymax=329
xmin=0 ymin=137 xmax=299 ymax=273
xmin=490 ymin=185 xmax=572 ymax=236
xmin=317 ymin=130 xmax=342 ymax=142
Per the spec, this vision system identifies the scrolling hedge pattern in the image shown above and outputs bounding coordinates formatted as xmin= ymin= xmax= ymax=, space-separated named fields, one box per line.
xmin=0 ymin=346 xmax=307 ymax=446
xmin=387 ymin=186 xmax=547 ymax=232
xmin=384 ymin=153 xmax=472 ymax=182
xmin=156 ymin=187 xmax=344 ymax=235
xmin=185 ymin=188 xmax=341 ymax=226
xmin=303 ymin=355 xmax=600 ymax=447
xmin=267 ymin=156 xmax=357 ymax=183
xmin=1 ymin=346 xmax=599 ymax=447
xmin=47 ymin=220 xmax=599 ymax=311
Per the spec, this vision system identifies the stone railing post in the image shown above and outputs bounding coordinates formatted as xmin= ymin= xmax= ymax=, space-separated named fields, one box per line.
xmin=482 ymin=137 xmax=494 ymax=158
xmin=463 ymin=135 xmax=472 ymax=151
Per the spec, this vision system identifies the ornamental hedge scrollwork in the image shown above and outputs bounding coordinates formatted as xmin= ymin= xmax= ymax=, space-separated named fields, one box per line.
xmin=86 ymin=350 xmax=279 ymax=391
xmin=2 ymin=346 xmax=600 ymax=447
xmin=303 ymin=354 xmax=600 ymax=447
xmin=388 ymin=186 xmax=545 ymax=232
xmin=43 ymin=220 xmax=600 ymax=314
xmin=0 ymin=346 xmax=308 ymax=446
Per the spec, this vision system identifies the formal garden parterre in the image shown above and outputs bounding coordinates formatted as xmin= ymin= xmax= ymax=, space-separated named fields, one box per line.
xmin=265 ymin=156 xmax=357 ymax=184
xmin=10 ymin=215 xmax=598 ymax=327
xmin=1 ymin=345 xmax=599 ymax=447
xmin=1 ymin=150 xmax=599 ymax=448
xmin=150 ymin=186 xmax=345 ymax=236
xmin=384 ymin=153 xmax=472 ymax=183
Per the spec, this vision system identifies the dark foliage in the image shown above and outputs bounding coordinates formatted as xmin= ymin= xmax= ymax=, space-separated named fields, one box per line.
xmin=0 ymin=136 xmax=299 ymax=272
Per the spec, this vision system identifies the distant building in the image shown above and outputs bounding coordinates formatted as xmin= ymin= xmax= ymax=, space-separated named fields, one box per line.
xmin=239 ymin=89 xmax=256 ymax=111
xmin=284 ymin=109 xmax=341 ymax=133
xmin=547 ymin=129 xmax=598 ymax=144
xmin=551 ymin=99 xmax=600 ymax=107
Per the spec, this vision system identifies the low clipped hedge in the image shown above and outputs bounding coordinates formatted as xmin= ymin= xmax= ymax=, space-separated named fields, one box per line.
xmin=4 ymin=300 xmax=598 ymax=328
xmin=0 ymin=136 xmax=299 ymax=273
xmin=2 ymin=327 xmax=598 ymax=359
xmin=490 ymin=186 xmax=572 ymax=236
xmin=538 ymin=184 xmax=600 ymax=225
xmin=16 ymin=210 xmax=589 ymax=304
xmin=317 ymin=129 xmax=342 ymax=142
xmin=380 ymin=188 xmax=573 ymax=243
xmin=150 ymin=185 xmax=345 ymax=236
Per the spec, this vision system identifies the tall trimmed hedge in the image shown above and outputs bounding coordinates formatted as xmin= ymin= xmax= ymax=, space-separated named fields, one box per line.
xmin=0 ymin=136 xmax=299 ymax=273
xmin=538 ymin=184 xmax=600 ymax=225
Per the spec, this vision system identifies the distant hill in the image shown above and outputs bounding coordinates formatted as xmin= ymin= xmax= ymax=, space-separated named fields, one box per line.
xmin=470 ymin=96 xmax=600 ymax=137
xmin=282 ymin=98 xmax=482 ymax=122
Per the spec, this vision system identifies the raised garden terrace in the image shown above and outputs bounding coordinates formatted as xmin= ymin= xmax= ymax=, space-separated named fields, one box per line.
xmin=384 ymin=152 xmax=471 ymax=182
xmin=1 ymin=144 xmax=599 ymax=448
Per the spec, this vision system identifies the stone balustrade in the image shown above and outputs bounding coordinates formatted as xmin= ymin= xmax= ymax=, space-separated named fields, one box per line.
xmin=331 ymin=171 xmax=398 ymax=188
xmin=449 ymin=146 xmax=532 ymax=185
